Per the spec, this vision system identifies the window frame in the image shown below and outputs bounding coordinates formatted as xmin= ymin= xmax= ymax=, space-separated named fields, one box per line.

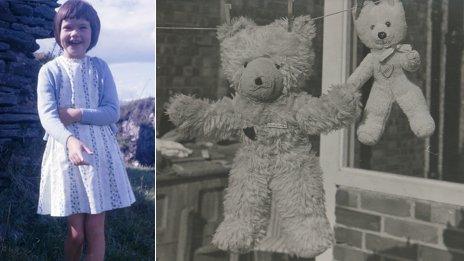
xmin=318 ymin=0 xmax=464 ymax=260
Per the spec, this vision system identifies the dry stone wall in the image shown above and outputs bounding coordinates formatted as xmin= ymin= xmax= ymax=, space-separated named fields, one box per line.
xmin=0 ymin=0 xmax=58 ymax=187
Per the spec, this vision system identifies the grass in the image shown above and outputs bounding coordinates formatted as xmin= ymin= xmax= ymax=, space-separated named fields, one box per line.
xmin=0 ymin=167 xmax=154 ymax=260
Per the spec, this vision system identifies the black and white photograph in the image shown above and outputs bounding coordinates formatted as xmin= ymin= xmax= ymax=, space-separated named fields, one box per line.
xmin=156 ymin=0 xmax=464 ymax=261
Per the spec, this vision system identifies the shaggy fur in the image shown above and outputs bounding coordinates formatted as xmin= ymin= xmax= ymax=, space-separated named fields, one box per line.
xmin=167 ymin=16 xmax=362 ymax=258
xmin=348 ymin=0 xmax=435 ymax=145
xmin=219 ymin=16 xmax=316 ymax=95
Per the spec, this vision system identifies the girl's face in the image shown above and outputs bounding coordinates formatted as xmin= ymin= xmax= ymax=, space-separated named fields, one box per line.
xmin=60 ymin=18 xmax=92 ymax=59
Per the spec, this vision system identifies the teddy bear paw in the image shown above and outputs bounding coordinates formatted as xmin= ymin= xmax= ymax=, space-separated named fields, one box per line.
xmin=282 ymin=217 xmax=334 ymax=258
xmin=407 ymin=50 xmax=420 ymax=62
xmin=212 ymin=219 xmax=255 ymax=253
xmin=410 ymin=114 xmax=435 ymax=138
xmin=357 ymin=123 xmax=383 ymax=145
xmin=401 ymin=50 xmax=421 ymax=71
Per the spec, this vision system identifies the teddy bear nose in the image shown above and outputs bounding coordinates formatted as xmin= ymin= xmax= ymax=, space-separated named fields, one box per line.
xmin=378 ymin=32 xmax=387 ymax=39
xmin=255 ymin=77 xmax=263 ymax=85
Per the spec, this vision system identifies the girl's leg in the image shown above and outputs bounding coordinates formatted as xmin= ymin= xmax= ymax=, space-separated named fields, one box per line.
xmin=65 ymin=213 xmax=86 ymax=261
xmin=84 ymin=212 xmax=106 ymax=261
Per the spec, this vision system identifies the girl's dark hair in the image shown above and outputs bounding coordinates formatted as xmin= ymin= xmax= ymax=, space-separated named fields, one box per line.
xmin=54 ymin=0 xmax=100 ymax=51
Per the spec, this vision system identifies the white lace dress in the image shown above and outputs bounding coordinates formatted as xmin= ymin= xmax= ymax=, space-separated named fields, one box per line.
xmin=37 ymin=56 xmax=135 ymax=217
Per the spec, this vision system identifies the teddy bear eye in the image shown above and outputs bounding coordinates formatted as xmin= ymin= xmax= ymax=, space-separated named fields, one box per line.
xmin=385 ymin=21 xmax=391 ymax=27
xmin=370 ymin=25 xmax=375 ymax=30
xmin=275 ymin=64 xmax=281 ymax=69
xmin=243 ymin=61 xmax=248 ymax=68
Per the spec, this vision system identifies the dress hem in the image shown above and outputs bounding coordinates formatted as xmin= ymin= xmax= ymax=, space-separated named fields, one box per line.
xmin=36 ymin=200 xmax=136 ymax=217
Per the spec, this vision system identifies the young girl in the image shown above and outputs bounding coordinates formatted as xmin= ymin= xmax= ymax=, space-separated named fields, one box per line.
xmin=36 ymin=1 xmax=135 ymax=260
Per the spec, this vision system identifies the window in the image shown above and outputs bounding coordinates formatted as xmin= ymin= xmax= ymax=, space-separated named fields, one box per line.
xmin=320 ymin=1 xmax=464 ymax=260
xmin=349 ymin=0 xmax=464 ymax=184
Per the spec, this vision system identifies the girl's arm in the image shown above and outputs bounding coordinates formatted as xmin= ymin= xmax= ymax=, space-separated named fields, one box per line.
xmin=37 ymin=66 xmax=74 ymax=145
xmin=166 ymin=94 xmax=240 ymax=141
xmin=79 ymin=59 xmax=120 ymax=125
xmin=294 ymin=83 xmax=362 ymax=135
xmin=59 ymin=107 xmax=82 ymax=126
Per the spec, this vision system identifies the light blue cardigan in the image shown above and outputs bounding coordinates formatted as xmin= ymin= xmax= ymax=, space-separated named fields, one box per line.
xmin=37 ymin=56 xmax=120 ymax=146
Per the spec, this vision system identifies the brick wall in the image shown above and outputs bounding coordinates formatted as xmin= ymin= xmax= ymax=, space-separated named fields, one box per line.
xmin=156 ymin=0 xmax=221 ymax=135
xmin=334 ymin=186 xmax=464 ymax=261
xmin=156 ymin=0 xmax=324 ymax=136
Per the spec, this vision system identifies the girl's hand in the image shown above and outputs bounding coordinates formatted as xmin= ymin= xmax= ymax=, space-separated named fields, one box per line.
xmin=59 ymin=107 xmax=82 ymax=126
xmin=66 ymin=136 xmax=93 ymax=165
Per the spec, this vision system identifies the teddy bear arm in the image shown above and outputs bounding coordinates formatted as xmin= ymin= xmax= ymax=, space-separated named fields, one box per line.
xmin=202 ymin=97 xmax=241 ymax=141
xmin=294 ymin=84 xmax=362 ymax=134
xmin=166 ymin=95 xmax=239 ymax=141
xmin=346 ymin=53 xmax=374 ymax=89
xmin=166 ymin=94 xmax=210 ymax=138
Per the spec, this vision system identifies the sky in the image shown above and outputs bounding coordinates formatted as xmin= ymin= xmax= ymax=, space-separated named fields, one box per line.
xmin=36 ymin=0 xmax=155 ymax=101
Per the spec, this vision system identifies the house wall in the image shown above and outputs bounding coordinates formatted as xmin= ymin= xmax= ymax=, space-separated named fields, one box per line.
xmin=334 ymin=186 xmax=464 ymax=261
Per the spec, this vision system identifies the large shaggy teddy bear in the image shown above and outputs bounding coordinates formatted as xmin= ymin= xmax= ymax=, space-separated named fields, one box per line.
xmin=167 ymin=16 xmax=362 ymax=257
xmin=348 ymin=0 xmax=435 ymax=145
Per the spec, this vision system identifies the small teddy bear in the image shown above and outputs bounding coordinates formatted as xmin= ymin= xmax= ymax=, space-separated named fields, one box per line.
xmin=348 ymin=0 xmax=435 ymax=145
xmin=167 ymin=16 xmax=362 ymax=257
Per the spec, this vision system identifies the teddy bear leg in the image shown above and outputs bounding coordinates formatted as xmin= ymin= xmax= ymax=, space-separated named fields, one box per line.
xmin=395 ymin=82 xmax=435 ymax=138
xmin=212 ymin=152 xmax=271 ymax=253
xmin=357 ymin=84 xmax=394 ymax=145
xmin=269 ymin=154 xmax=333 ymax=258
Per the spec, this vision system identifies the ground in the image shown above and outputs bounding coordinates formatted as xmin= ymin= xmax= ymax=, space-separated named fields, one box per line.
xmin=0 ymin=167 xmax=154 ymax=260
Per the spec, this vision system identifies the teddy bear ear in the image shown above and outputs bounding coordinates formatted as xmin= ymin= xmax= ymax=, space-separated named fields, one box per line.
xmin=352 ymin=0 xmax=365 ymax=20
xmin=383 ymin=0 xmax=399 ymax=6
xmin=217 ymin=16 xmax=256 ymax=42
xmin=352 ymin=0 xmax=379 ymax=20
xmin=292 ymin=15 xmax=316 ymax=41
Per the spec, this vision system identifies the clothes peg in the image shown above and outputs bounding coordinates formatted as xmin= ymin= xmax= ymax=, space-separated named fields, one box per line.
xmin=353 ymin=0 xmax=366 ymax=20
xmin=287 ymin=0 xmax=294 ymax=32
xmin=224 ymin=2 xmax=232 ymax=25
